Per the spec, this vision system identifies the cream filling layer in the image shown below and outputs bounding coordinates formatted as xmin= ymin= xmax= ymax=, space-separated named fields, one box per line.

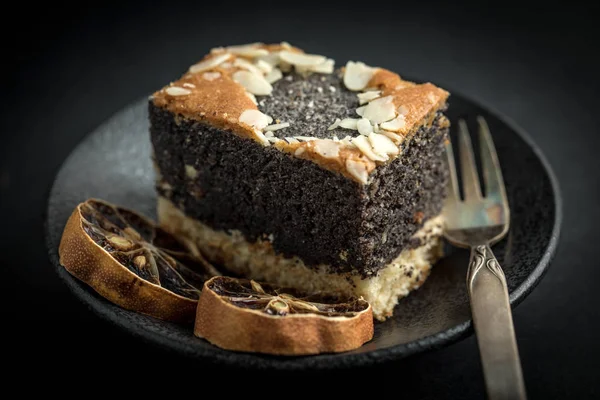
xmin=158 ymin=197 xmax=443 ymax=320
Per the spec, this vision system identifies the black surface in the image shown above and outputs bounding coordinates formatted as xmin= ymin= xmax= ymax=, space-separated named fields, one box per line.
xmin=46 ymin=90 xmax=559 ymax=369
xmin=3 ymin=1 xmax=599 ymax=397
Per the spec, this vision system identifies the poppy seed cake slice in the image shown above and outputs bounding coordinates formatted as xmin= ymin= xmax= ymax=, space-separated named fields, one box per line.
xmin=150 ymin=43 xmax=449 ymax=320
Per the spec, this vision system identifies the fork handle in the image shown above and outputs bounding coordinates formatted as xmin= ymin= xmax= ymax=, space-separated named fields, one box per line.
xmin=468 ymin=244 xmax=527 ymax=400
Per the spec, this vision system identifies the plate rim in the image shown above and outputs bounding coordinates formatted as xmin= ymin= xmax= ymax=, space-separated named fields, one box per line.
xmin=44 ymin=88 xmax=563 ymax=370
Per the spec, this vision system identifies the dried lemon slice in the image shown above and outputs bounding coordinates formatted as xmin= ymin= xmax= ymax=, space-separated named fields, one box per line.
xmin=195 ymin=276 xmax=373 ymax=355
xmin=59 ymin=199 xmax=220 ymax=322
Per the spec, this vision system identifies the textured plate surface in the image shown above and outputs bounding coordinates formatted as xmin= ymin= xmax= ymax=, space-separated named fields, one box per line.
xmin=45 ymin=90 xmax=561 ymax=369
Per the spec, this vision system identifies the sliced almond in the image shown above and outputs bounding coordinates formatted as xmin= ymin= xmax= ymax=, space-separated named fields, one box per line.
xmin=239 ymin=109 xmax=272 ymax=130
xmin=189 ymin=53 xmax=232 ymax=74
xmin=202 ymin=71 xmax=222 ymax=81
xmin=343 ymin=61 xmax=377 ymax=91
xmin=339 ymin=118 xmax=360 ymax=130
xmin=264 ymin=122 xmax=290 ymax=132
xmin=368 ymin=133 xmax=399 ymax=156
xmin=309 ymin=59 xmax=335 ymax=74
xmin=280 ymin=50 xmax=326 ymax=67
xmin=357 ymin=118 xmax=374 ymax=136
xmin=226 ymin=43 xmax=269 ymax=58
xmin=255 ymin=59 xmax=273 ymax=73
xmin=341 ymin=135 xmax=356 ymax=148
xmin=313 ymin=140 xmax=341 ymax=159
xmin=258 ymin=52 xmax=281 ymax=67
xmin=165 ymin=87 xmax=192 ymax=96
xmin=328 ymin=118 xmax=342 ymax=131
xmin=357 ymin=90 xmax=381 ymax=105
xmin=380 ymin=114 xmax=406 ymax=132
xmin=232 ymin=70 xmax=273 ymax=95
xmin=345 ymin=159 xmax=369 ymax=184
xmin=264 ymin=68 xmax=283 ymax=84
xmin=352 ymin=135 xmax=387 ymax=162
xmin=233 ymin=58 xmax=263 ymax=76
xmin=362 ymin=96 xmax=396 ymax=123
xmin=356 ymin=106 xmax=366 ymax=117
xmin=253 ymin=129 xmax=270 ymax=146
xmin=245 ymin=92 xmax=258 ymax=105
xmin=380 ymin=130 xmax=405 ymax=143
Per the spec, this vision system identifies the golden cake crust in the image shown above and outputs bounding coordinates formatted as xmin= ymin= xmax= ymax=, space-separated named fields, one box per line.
xmin=151 ymin=42 xmax=449 ymax=184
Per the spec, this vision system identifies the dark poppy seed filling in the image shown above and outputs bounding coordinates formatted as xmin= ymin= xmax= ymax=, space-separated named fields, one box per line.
xmin=149 ymin=69 xmax=448 ymax=277
xmin=256 ymin=72 xmax=360 ymax=139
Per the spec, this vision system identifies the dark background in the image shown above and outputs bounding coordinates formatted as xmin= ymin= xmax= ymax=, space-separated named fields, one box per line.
xmin=2 ymin=1 xmax=599 ymax=397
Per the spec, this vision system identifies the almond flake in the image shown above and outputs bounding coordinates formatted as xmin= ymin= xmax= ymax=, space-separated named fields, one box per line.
xmin=233 ymin=58 xmax=263 ymax=76
xmin=258 ymin=52 xmax=281 ymax=67
xmin=352 ymin=135 xmax=388 ymax=162
xmin=341 ymin=135 xmax=356 ymax=148
xmin=239 ymin=109 xmax=271 ymax=130
xmin=165 ymin=87 xmax=192 ymax=96
xmin=280 ymin=41 xmax=292 ymax=49
xmin=202 ymin=71 xmax=222 ymax=81
xmin=357 ymin=90 xmax=381 ymax=104
xmin=369 ymin=133 xmax=399 ymax=156
xmin=245 ymin=92 xmax=258 ymax=105
xmin=343 ymin=61 xmax=377 ymax=91
xmin=264 ymin=122 xmax=291 ymax=132
xmin=362 ymin=95 xmax=396 ymax=123
xmin=285 ymin=137 xmax=300 ymax=144
xmin=379 ymin=130 xmax=404 ymax=143
xmin=308 ymin=58 xmax=335 ymax=74
xmin=356 ymin=106 xmax=366 ymax=117
xmin=265 ymin=68 xmax=283 ymax=84
xmin=280 ymin=50 xmax=327 ymax=67
xmin=255 ymin=59 xmax=273 ymax=73
xmin=339 ymin=118 xmax=359 ymax=130
xmin=313 ymin=140 xmax=341 ymax=159
xmin=189 ymin=53 xmax=232 ymax=73
xmin=255 ymin=131 xmax=270 ymax=146
xmin=328 ymin=118 xmax=342 ymax=130
xmin=345 ymin=159 xmax=369 ymax=184
xmin=295 ymin=147 xmax=306 ymax=156
xmin=226 ymin=43 xmax=269 ymax=58
xmin=232 ymin=70 xmax=273 ymax=95
xmin=357 ymin=118 xmax=373 ymax=135
xmin=380 ymin=114 xmax=406 ymax=132
xmin=397 ymin=105 xmax=409 ymax=116
xmin=182 ymin=83 xmax=196 ymax=88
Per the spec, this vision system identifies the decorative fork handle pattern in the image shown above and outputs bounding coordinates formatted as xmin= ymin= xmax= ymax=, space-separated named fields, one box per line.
xmin=468 ymin=244 xmax=527 ymax=400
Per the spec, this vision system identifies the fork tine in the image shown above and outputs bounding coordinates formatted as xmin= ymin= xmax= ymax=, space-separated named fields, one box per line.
xmin=458 ymin=119 xmax=482 ymax=201
xmin=444 ymin=139 xmax=460 ymax=202
xmin=477 ymin=116 xmax=508 ymax=204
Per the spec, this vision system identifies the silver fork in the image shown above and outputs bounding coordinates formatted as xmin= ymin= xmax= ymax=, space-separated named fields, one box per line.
xmin=444 ymin=117 xmax=527 ymax=400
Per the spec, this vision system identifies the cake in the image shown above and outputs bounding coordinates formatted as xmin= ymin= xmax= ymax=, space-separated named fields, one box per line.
xmin=150 ymin=42 xmax=449 ymax=320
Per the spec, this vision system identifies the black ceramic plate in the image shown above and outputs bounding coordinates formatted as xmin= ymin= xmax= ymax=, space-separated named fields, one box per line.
xmin=45 ymin=89 xmax=561 ymax=369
